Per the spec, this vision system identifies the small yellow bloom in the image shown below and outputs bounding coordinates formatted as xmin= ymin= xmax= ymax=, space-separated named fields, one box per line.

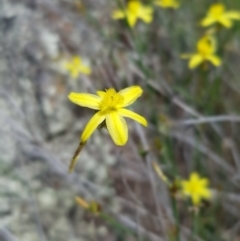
xmin=155 ymin=0 xmax=180 ymax=9
xmin=112 ymin=0 xmax=153 ymax=28
xmin=201 ymin=3 xmax=240 ymax=28
xmin=181 ymin=172 xmax=211 ymax=206
xmin=69 ymin=86 xmax=147 ymax=145
xmin=64 ymin=56 xmax=91 ymax=79
xmin=181 ymin=35 xmax=221 ymax=69
xmin=75 ymin=196 xmax=102 ymax=215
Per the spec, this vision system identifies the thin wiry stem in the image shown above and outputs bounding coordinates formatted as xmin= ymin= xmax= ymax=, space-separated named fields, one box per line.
xmin=0 ymin=227 xmax=21 ymax=241
xmin=173 ymin=115 xmax=240 ymax=126
xmin=169 ymin=131 xmax=235 ymax=174
xmin=135 ymin=123 xmax=169 ymax=240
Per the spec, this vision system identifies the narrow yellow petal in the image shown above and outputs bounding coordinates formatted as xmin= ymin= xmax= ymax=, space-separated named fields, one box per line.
xmin=200 ymin=189 xmax=211 ymax=199
xmin=68 ymin=92 xmax=101 ymax=110
xmin=155 ymin=0 xmax=179 ymax=9
xmin=118 ymin=108 xmax=147 ymax=127
xmin=127 ymin=14 xmax=138 ymax=27
xmin=81 ymin=111 xmax=106 ymax=142
xmin=71 ymin=69 xmax=80 ymax=79
xmin=112 ymin=10 xmax=125 ymax=19
xmin=224 ymin=11 xmax=240 ymax=20
xmin=190 ymin=172 xmax=200 ymax=182
xmin=189 ymin=54 xmax=204 ymax=69
xmin=118 ymin=86 xmax=143 ymax=107
xmin=106 ymin=112 xmax=128 ymax=146
xmin=206 ymin=55 xmax=221 ymax=66
xmin=218 ymin=17 xmax=232 ymax=28
xmin=192 ymin=195 xmax=200 ymax=206
xmin=209 ymin=3 xmax=225 ymax=15
xmin=79 ymin=65 xmax=91 ymax=75
xmin=201 ymin=17 xmax=217 ymax=27
xmin=199 ymin=178 xmax=209 ymax=187
xmin=139 ymin=7 xmax=153 ymax=23
xmin=96 ymin=91 xmax=106 ymax=98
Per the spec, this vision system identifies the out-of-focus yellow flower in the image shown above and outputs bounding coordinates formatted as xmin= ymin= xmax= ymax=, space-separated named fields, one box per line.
xmin=75 ymin=197 xmax=101 ymax=215
xmin=64 ymin=56 xmax=91 ymax=79
xmin=112 ymin=0 xmax=153 ymax=28
xmin=181 ymin=172 xmax=211 ymax=206
xmin=181 ymin=35 xmax=221 ymax=69
xmin=68 ymin=86 xmax=147 ymax=172
xmin=155 ymin=0 xmax=180 ymax=9
xmin=201 ymin=3 xmax=240 ymax=28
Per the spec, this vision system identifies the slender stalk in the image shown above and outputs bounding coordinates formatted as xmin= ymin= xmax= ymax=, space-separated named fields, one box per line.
xmin=171 ymin=196 xmax=180 ymax=241
xmin=190 ymin=210 xmax=198 ymax=241
xmin=68 ymin=141 xmax=86 ymax=173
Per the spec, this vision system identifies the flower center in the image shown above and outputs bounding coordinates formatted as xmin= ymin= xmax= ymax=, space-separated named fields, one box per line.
xmin=99 ymin=88 xmax=124 ymax=113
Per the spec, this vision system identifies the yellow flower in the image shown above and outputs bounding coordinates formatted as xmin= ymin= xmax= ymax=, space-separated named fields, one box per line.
xmin=68 ymin=86 xmax=147 ymax=146
xmin=75 ymin=196 xmax=102 ymax=215
xmin=181 ymin=172 xmax=211 ymax=206
xmin=201 ymin=3 xmax=240 ymax=28
xmin=112 ymin=0 xmax=153 ymax=28
xmin=64 ymin=56 xmax=91 ymax=79
xmin=155 ymin=0 xmax=180 ymax=9
xmin=181 ymin=35 xmax=221 ymax=69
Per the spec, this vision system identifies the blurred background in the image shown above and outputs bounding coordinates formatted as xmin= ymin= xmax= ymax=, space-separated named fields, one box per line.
xmin=0 ymin=0 xmax=240 ymax=240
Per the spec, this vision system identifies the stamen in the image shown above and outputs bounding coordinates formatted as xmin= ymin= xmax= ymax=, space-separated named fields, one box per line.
xmin=99 ymin=88 xmax=124 ymax=112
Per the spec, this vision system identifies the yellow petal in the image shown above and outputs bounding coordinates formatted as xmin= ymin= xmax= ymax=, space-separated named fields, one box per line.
xmin=199 ymin=178 xmax=209 ymax=187
xmin=118 ymin=86 xmax=143 ymax=107
xmin=192 ymin=194 xmax=201 ymax=206
xmin=127 ymin=13 xmax=138 ymax=27
xmin=189 ymin=54 xmax=204 ymax=69
xmin=224 ymin=11 xmax=240 ymax=20
xmin=71 ymin=69 xmax=80 ymax=79
xmin=118 ymin=108 xmax=147 ymax=127
xmin=200 ymin=188 xmax=211 ymax=199
xmin=201 ymin=17 xmax=217 ymax=27
xmin=190 ymin=172 xmax=200 ymax=182
xmin=128 ymin=1 xmax=141 ymax=11
xmin=106 ymin=112 xmax=128 ymax=146
xmin=206 ymin=55 xmax=221 ymax=66
xmin=79 ymin=65 xmax=91 ymax=75
xmin=218 ymin=17 xmax=232 ymax=28
xmin=68 ymin=92 xmax=101 ymax=110
xmin=112 ymin=10 xmax=125 ymax=19
xmin=96 ymin=91 xmax=106 ymax=98
xmin=155 ymin=0 xmax=179 ymax=9
xmin=81 ymin=111 xmax=106 ymax=142
xmin=209 ymin=3 xmax=225 ymax=15
xmin=138 ymin=7 xmax=153 ymax=23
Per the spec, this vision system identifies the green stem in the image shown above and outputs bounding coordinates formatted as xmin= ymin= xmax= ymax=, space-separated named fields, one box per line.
xmin=171 ymin=196 xmax=180 ymax=241
xmin=100 ymin=212 xmax=150 ymax=241
xmin=191 ymin=210 xmax=198 ymax=241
